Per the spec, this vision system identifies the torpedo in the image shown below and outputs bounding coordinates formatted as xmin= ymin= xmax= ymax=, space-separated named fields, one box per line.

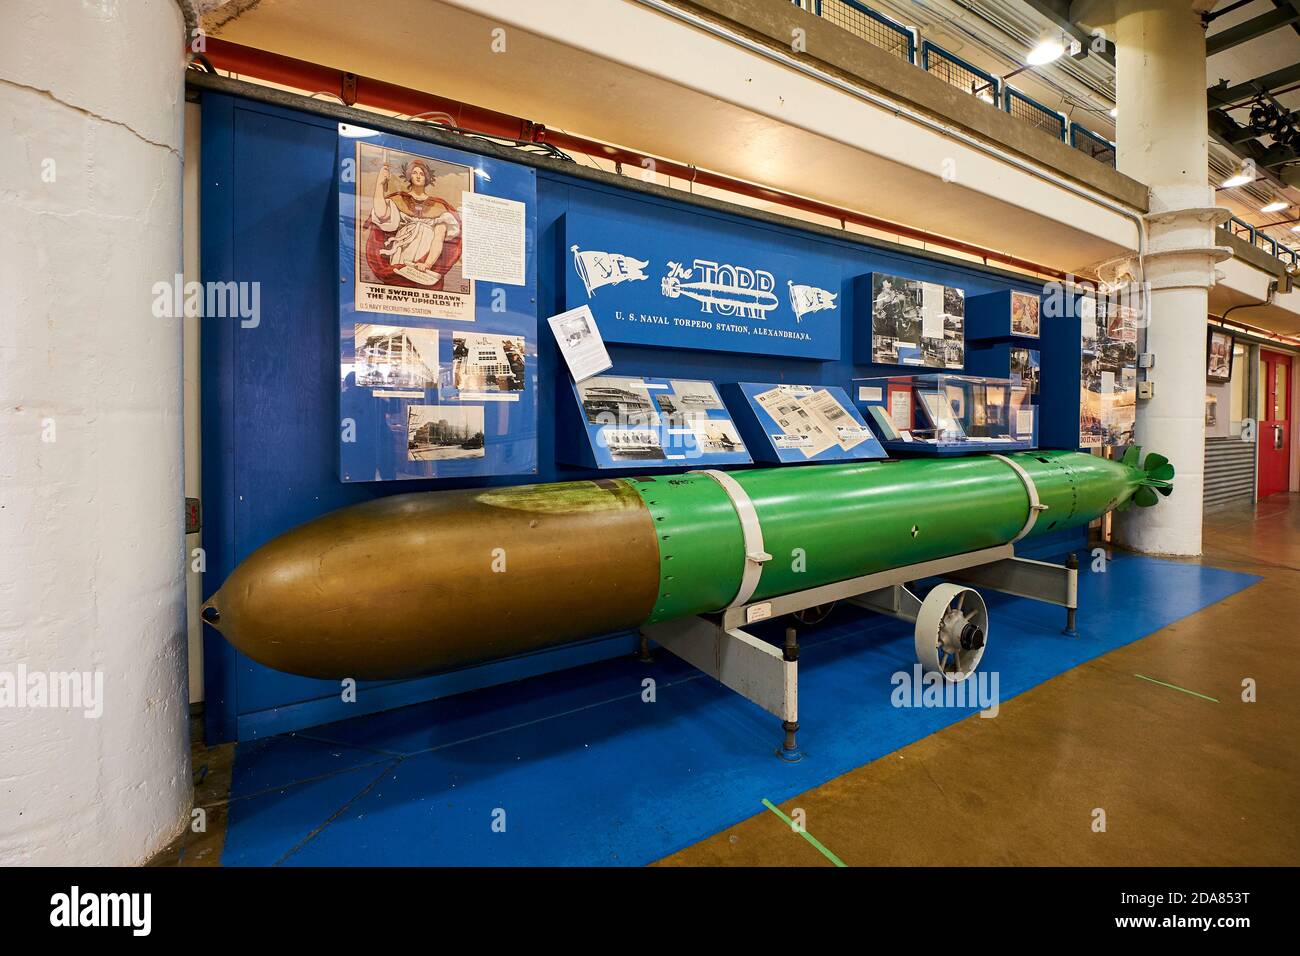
xmin=201 ymin=447 xmax=1173 ymax=681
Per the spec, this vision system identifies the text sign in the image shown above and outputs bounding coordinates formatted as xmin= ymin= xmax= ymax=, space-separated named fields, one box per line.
xmin=564 ymin=212 xmax=841 ymax=360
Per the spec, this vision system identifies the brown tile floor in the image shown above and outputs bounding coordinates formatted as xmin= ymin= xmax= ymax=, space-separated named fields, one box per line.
xmin=154 ymin=495 xmax=1298 ymax=866
xmin=657 ymin=495 xmax=1300 ymax=866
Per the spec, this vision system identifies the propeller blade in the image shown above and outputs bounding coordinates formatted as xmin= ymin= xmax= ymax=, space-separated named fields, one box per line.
xmin=1143 ymin=453 xmax=1170 ymax=474
xmin=1157 ymin=484 xmax=1173 ymax=497
xmin=1134 ymin=486 xmax=1159 ymax=508
xmin=1121 ymin=446 xmax=1142 ymax=468
xmin=1148 ymin=463 xmax=1175 ymax=482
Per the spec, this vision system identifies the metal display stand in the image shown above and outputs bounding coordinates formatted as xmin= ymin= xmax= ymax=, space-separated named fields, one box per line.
xmin=639 ymin=545 xmax=1078 ymax=760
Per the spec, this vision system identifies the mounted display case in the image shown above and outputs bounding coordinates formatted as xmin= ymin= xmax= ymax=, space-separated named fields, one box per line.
xmin=853 ymin=373 xmax=1037 ymax=455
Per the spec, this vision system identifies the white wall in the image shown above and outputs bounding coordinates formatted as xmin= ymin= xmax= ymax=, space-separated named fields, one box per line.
xmin=0 ymin=0 xmax=191 ymax=864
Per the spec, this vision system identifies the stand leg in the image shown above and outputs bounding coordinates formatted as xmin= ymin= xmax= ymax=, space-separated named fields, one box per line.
xmin=1062 ymin=553 xmax=1079 ymax=637
xmin=778 ymin=627 xmax=802 ymax=762
xmin=637 ymin=631 xmax=654 ymax=663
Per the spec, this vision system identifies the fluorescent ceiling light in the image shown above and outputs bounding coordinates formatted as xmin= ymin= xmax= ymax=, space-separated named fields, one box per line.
xmin=1108 ymin=107 xmax=1118 ymax=118
xmin=1260 ymin=200 xmax=1289 ymax=213
xmin=1026 ymin=37 xmax=1065 ymax=65
xmin=1221 ymin=172 xmax=1253 ymax=188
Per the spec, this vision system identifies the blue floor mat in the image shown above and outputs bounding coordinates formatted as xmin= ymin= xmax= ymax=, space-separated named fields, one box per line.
xmin=219 ymin=551 xmax=1259 ymax=866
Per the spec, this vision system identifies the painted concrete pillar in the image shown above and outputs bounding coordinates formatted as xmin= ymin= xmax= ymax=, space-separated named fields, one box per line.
xmin=0 ymin=0 xmax=191 ymax=863
xmin=1108 ymin=0 xmax=1229 ymax=556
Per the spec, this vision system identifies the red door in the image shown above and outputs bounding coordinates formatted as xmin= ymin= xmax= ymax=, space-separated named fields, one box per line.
xmin=1259 ymin=350 xmax=1292 ymax=499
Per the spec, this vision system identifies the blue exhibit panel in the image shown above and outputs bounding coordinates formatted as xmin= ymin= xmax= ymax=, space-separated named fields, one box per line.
xmin=722 ymin=382 xmax=885 ymax=464
xmin=564 ymin=209 xmax=842 ymax=360
xmin=200 ymin=89 xmax=1089 ymax=742
xmin=337 ymin=127 xmax=538 ymax=482
xmin=1038 ymin=292 xmax=1086 ymax=450
xmin=965 ymin=288 xmax=1043 ymax=342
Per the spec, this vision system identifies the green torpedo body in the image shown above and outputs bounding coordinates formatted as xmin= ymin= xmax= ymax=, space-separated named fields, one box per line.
xmin=202 ymin=449 xmax=1172 ymax=680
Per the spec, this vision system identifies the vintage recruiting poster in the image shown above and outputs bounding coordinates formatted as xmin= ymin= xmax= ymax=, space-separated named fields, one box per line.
xmin=338 ymin=125 xmax=537 ymax=482
xmin=353 ymin=140 xmax=476 ymax=321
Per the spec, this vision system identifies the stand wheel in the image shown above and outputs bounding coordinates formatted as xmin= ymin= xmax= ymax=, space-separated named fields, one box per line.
xmin=915 ymin=583 xmax=988 ymax=683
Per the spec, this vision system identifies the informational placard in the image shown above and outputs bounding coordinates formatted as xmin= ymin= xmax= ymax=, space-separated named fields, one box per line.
xmin=724 ymin=383 xmax=886 ymax=464
xmin=866 ymin=272 xmax=965 ymax=368
xmin=548 ymin=304 xmax=612 ymax=383
xmin=562 ymin=375 xmax=751 ymax=468
xmin=337 ymin=125 xmax=537 ymax=481
xmin=565 ymin=211 xmax=841 ymax=360
xmin=460 ymin=192 xmax=526 ymax=285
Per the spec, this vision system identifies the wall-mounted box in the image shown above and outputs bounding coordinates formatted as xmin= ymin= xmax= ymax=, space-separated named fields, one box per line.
xmin=965 ymin=289 xmax=1041 ymax=342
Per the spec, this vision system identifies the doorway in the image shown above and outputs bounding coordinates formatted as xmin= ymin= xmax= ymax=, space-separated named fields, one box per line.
xmin=1259 ymin=350 xmax=1292 ymax=499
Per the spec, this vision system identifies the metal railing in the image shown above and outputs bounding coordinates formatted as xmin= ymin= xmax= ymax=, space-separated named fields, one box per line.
xmin=1069 ymin=123 xmax=1116 ymax=167
xmin=1004 ymin=87 xmax=1066 ymax=141
xmin=1224 ymin=216 xmax=1299 ymax=268
xmin=921 ymin=40 xmax=999 ymax=104
xmin=813 ymin=0 xmax=914 ymax=63
xmin=793 ymin=0 xmax=1300 ymax=270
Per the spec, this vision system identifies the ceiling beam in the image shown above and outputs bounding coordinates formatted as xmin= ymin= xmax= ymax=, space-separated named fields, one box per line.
xmin=1206 ymin=5 xmax=1300 ymax=55
xmin=1209 ymin=62 xmax=1300 ymax=106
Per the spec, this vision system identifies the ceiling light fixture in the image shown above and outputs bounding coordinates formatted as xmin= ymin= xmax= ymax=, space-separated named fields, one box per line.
xmin=1108 ymin=107 xmax=1118 ymax=118
xmin=1221 ymin=170 xmax=1254 ymax=188
xmin=1260 ymin=200 xmax=1289 ymax=214
xmin=1026 ymin=35 xmax=1065 ymax=66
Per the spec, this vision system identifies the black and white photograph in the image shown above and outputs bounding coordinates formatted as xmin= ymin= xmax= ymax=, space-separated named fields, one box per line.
xmin=353 ymin=324 xmax=439 ymax=390
xmin=689 ymin=419 xmax=746 ymax=455
xmin=602 ymin=427 xmax=666 ymax=461
xmin=871 ymin=273 xmax=924 ymax=351
xmin=577 ymin=376 xmax=658 ymax=427
xmin=451 ymin=331 xmax=525 ymax=398
xmin=654 ymin=392 xmax=704 ymax=427
xmin=668 ymin=379 xmax=723 ymax=410
xmin=872 ymin=273 xmax=964 ymax=368
xmin=1010 ymin=347 xmax=1041 ymax=395
xmin=405 ymin=405 xmax=485 ymax=461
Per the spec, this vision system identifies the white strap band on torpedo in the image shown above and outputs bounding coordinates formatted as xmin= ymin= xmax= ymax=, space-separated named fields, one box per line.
xmin=690 ymin=469 xmax=772 ymax=607
xmin=990 ymin=453 xmax=1050 ymax=542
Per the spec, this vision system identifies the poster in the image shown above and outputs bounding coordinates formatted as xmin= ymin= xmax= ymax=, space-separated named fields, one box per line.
xmin=870 ymin=272 xmax=965 ymax=368
xmin=1079 ymin=297 xmax=1137 ymax=448
xmin=1011 ymin=291 xmax=1041 ymax=336
xmin=352 ymin=140 xmax=475 ymax=321
xmin=338 ymin=125 xmax=537 ymax=482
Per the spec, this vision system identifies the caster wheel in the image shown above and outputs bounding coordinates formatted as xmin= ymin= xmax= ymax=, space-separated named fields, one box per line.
xmin=915 ymin=583 xmax=988 ymax=683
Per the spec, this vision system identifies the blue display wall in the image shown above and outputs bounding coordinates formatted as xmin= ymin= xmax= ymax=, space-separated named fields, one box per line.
xmin=200 ymin=89 xmax=1086 ymax=742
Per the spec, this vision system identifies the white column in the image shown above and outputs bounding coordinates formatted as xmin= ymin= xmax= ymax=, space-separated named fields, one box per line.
xmin=0 ymin=0 xmax=191 ymax=863
xmin=1109 ymin=0 xmax=1228 ymax=557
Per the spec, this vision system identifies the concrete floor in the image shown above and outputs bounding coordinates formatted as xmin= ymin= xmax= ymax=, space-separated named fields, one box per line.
xmin=153 ymin=494 xmax=1298 ymax=866
xmin=659 ymin=494 xmax=1300 ymax=866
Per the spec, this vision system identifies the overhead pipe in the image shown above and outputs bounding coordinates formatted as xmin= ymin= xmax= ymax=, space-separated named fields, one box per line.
xmin=197 ymin=37 xmax=1071 ymax=280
